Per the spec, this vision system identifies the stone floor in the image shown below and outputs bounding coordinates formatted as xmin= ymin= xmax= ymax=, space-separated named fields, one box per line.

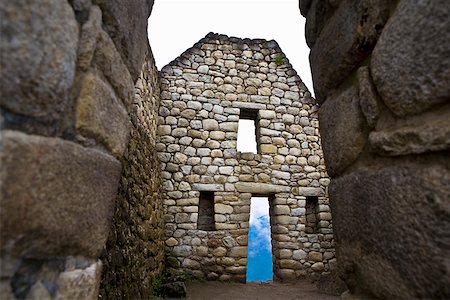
xmin=185 ymin=281 xmax=341 ymax=300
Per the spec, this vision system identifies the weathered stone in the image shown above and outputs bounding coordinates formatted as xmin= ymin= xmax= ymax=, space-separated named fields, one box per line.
xmin=76 ymin=72 xmax=131 ymax=157
xmin=215 ymin=204 xmax=233 ymax=214
xmin=235 ymin=182 xmax=290 ymax=194
xmin=27 ymin=281 xmax=51 ymax=300
xmin=357 ymin=66 xmax=380 ymax=128
xmin=330 ymin=164 xmax=450 ymax=299
xmin=308 ymin=251 xmax=323 ymax=262
xmin=229 ymin=247 xmax=247 ymax=258
xmin=310 ymin=0 xmax=391 ymax=102
xmin=56 ymin=261 xmax=102 ymax=300
xmin=191 ymin=184 xmax=224 ymax=191
xmin=369 ymin=118 xmax=450 ymax=156
xmin=0 ymin=131 xmax=121 ymax=258
xmin=371 ymin=0 xmax=450 ymax=117
xmin=319 ymin=84 xmax=368 ymax=176
xmin=293 ymin=249 xmax=307 ymax=260
xmin=92 ymin=0 xmax=154 ymax=80
xmin=311 ymin=262 xmax=325 ymax=272
xmin=0 ymin=0 xmax=78 ymax=122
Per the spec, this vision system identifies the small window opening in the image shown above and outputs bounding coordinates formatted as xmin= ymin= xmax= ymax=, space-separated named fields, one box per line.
xmin=237 ymin=109 xmax=258 ymax=153
xmin=305 ymin=196 xmax=319 ymax=234
xmin=198 ymin=191 xmax=215 ymax=231
xmin=246 ymin=196 xmax=273 ymax=281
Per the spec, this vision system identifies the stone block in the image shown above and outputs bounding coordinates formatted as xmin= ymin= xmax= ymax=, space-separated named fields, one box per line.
xmin=369 ymin=112 xmax=450 ymax=156
xmin=229 ymin=247 xmax=247 ymax=258
xmin=371 ymin=0 xmax=450 ymax=116
xmin=76 ymin=72 xmax=131 ymax=157
xmin=235 ymin=182 xmax=290 ymax=194
xmin=357 ymin=66 xmax=380 ymax=128
xmin=0 ymin=131 xmax=121 ymax=258
xmin=329 ymin=164 xmax=450 ymax=299
xmin=56 ymin=260 xmax=102 ymax=300
xmin=93 ymin=0 xmax=154 ymax=80
xmin=0 ymin=0 xmax=78 ymax=123
xmin=319 ymin=84 xmax=368 ymax=177
xmin=214 ymin=204 xmax=233 ymax=214
xmin=310 ymin=0 xmax=391 ymax=101
xmin=191 ymin=183 xmax=224 ymax=191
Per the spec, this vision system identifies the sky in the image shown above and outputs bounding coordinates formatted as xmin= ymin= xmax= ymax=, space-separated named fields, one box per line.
xmin=148 ymin=0 xmax=314 ymax=95
xmin=148 ymin=0 xmax=309 ymax=280
xmin=247 ymin=197 xmax=273 ymax=281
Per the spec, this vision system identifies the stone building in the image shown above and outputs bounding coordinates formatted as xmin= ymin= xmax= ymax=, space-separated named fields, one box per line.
xmin=157 ymin=33 xmax=335 ymax=281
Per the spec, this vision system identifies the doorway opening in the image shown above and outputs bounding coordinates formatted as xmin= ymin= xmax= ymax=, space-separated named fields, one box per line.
xmin=246 ymin=196 xmax=273 ymax=281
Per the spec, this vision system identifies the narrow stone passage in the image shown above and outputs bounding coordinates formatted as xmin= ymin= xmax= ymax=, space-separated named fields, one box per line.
xmin=186 ymin=281 xmax=339 ymax=300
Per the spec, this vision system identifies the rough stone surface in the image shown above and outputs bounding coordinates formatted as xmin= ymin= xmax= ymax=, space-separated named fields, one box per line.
xmin=371 ymin=0 xmax=450 ymax=117
xmin=92 ymin=0 xmax=154 ymax=80
xmin=330 ymin=164 xmax=450 ymax=299
xmin=56 ymin=260 xmax=102 ymax=300
xmin=318 ymin=85 xmax=368 ymax=177
xmin=302 ymin=0 xmax=450 ymax=298
xmin=0 ymin=0 xmax=78 ymax=123
xmin=75 ymin=72 xmax=131 ymax=157
xmin=159 ymin=33 xmax=333 ymax=281
xmin=100 ymin=54 xmax=165 ymax=299
xmin=309 ymin=0 xmax=391 ymax=102
xmin=1 ymin=130 xmax=121 ymax=258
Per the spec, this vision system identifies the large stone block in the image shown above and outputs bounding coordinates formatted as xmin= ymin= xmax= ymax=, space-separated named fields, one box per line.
xmin=235 ymin=182 xmax=291 ymax=194
xmin=329 ymin=163 xmax=450 ymax=298
xmin=369 ymin=108 xmax=450 ymax=156
xmin=76 ymin=5 xmax=134 ymax=110
xmin=0 ymin=130 xmax=121 ymax=258
xmin=0 ymin=0 xmax=78 ymax=121
xmin=93 ymin=0 xmax=154 ymax=80
xmin=56 ymin=260 xmax=102 ymax=300
xmin=318 ymin=84 xmax=368 ymax=177
xmin=76 ymin=72 xmax=131 ymax=157
xmin=371 ymin=0 xmax=450 ymax=117
xmin=310 ymin=0 xmax=391 ymax=102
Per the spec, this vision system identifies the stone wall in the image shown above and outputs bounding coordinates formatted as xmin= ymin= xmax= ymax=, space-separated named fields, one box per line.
xmin=158 ymin=33 xmax=335 ymax=281
xmin=300 ymin=0 xmax=450 ymax=298
xmin=0 ymin=0 xmax=161 ymax=299
xmin=100 ymin=52 xmax=165 ymax=299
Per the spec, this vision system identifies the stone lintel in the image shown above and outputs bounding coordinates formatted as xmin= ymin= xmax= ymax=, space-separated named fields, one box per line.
xmin=232 ymin=101 xmax=266 ymax=110
xmin=235 ymin=182 xmax=290 ymax=194
xmin=191 ymin=183 xmax=224 ymax=191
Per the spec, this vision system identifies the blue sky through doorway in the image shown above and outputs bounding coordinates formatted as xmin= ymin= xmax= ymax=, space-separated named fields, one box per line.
xmin=246 ymin=197 xmax=273 ymax=281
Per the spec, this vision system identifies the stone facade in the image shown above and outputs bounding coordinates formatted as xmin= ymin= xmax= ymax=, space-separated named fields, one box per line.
xmin=0 ymin=1 xmax=163 ymax=299
xmin=300 ymin=0 xmax=450 ymax=298
xmin=158 ymin=33 xmax=334 ymax=281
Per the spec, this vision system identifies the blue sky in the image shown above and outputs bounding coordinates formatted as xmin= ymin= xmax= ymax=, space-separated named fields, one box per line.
xmin=246 ymin=197 xmax=273 ymax=281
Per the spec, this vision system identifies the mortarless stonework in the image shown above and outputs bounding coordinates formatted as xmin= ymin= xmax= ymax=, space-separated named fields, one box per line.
xmin=301 ymin=0 xmax=450 ymax=298
xmin=158 ymin=33 xmax=335 ymax=281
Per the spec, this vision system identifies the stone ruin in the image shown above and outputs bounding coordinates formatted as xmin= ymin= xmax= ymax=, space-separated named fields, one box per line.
xmin=157 ymin=33 xmax=334 ymax=281
xmin=0 ymin=0 xmax=449 ymax=299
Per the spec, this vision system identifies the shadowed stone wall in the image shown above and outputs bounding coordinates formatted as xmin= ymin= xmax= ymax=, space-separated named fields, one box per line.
xmin=158 ymin=33 xmax=335 ymax=282
xmin=0 ymin=0 xmax=163 ymax=299
xmin=300 ymin=0 xmax=450 ymax=298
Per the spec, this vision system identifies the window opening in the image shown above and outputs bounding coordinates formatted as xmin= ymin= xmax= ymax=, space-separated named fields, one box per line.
xmin=237 ymin=109 xmax=258 ymax=153
xmin=198 ymin=191 xmax=215 ymax=231
xmin=246 ymin=196 xmax=273 ymax=281
xmin=305 ymin=196 xmax=319 ymax=233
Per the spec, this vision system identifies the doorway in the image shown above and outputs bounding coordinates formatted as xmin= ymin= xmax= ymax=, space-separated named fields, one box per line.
xmin=246 ymin=196 xmax=273 ymax=281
